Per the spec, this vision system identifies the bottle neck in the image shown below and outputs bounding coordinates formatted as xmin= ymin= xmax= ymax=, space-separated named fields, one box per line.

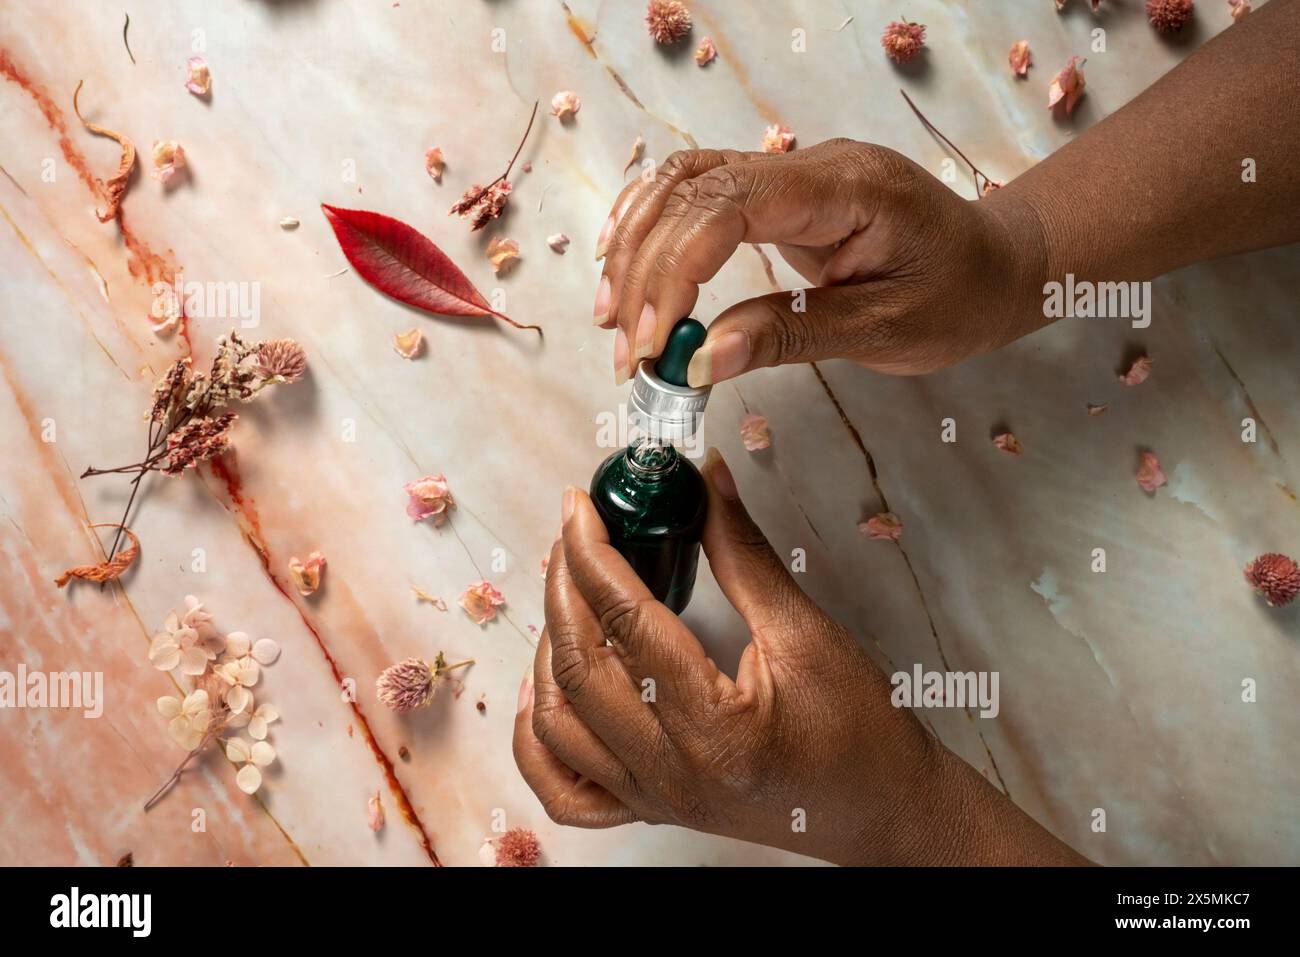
xmin=624 ymin=437 xmax=680 ymax=481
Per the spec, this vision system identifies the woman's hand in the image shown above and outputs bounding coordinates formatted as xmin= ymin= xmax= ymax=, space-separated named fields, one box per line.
xmin=513 ymin=450 xmax=1088 ymax=865
xmin=593 ymin=138 xmax=1048 ymax=385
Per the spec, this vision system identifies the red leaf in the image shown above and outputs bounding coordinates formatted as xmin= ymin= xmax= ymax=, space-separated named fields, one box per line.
xmin=320 ymin=204 xmax=540 ymax=333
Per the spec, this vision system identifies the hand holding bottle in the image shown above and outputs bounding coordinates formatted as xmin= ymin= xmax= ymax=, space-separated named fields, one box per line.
xmin=513 ymin=450 xmax=1088 ymax=865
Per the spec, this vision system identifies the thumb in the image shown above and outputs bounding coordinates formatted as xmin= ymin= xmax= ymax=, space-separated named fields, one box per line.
xmin=685 ymin=286 xmax=861 ymax=387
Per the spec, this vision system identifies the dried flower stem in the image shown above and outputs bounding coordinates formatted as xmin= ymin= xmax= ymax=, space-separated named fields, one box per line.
xmin=456 ymin=101 xmax=539 ymax=215
xmin=143 ymin=711 xmax=231 ymax=812
xmin=439 ymin=659 xmax=475 ymax=674
xmin=898 ymin=89 xmax=997 ymax=198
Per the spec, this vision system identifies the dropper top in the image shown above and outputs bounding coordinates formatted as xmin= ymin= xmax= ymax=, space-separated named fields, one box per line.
xmin=654 ymin=318 xmax=707 ymax=387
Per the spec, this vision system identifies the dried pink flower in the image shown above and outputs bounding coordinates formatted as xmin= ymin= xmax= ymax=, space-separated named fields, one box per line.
xmin=981 ymin=179 xmax=1004 ymax=197
xmin=404 ymin=473 xmax=455 ymax=524
xmin=1228 ymin=0 xmax=1251 ymax=21
xmin=1048 ymin=56 xmax=1086 ymax=116
xmin=859 ymin=512 xmax=903 ymax=542
xmin=550 ymin=90 xmax=581 ymax=121
xmin=762 ymin=124 xmax=796 ymax=154
xmin=1009 ymin=40 xmax=1032 ymax=77
xmin=367 ymin=790 xmax=385 ymax=832
xmin=695 ymin=36 xmax=717 ymax=66
xmin=150 ymin=139 xmax=187 ymax=184
xmin=1147 ymin=0 xmax=1194 ymax=32
xmin=1136 ymin=451 xmax=1167 ymax=492
xmin=425 ymin=147 xmax=445 ymax=183
xmin=162 ymin=413 xmax=237 ymax=474
xmin=739 ymin=413 xmax=771 ymax=451
xmin=392 ymin=328 xmax=424 ymax=359
xmin=993 ymin=432 xmax=1024 ymax=456
xmin=449 ymin=180 xmax=512 ymax=231
xmin=376 ymin=657 xmax=435 ymax=712
xmin=288 ymin=551 xmax=326 ymax=597
xmin=646 ymin=1 xmax=692 ymax=45
xmin=185 ymin=57 xmax=211 ymax=97
xmin=1119 ymin=355 xmax=1152 ymax=386
xmin=1244 ymin=553 xmax=1300 ymax=607
xmin=496 ymin=827 xmax=541 ymax=867
xmin=460 ymin=581 xmax=506 ymax=626
xmin=546 ymin=233 xmax=571 ymax=254
xmin=881 ymin=20 xmax=926 ymax=64
xmin=254 ymin=338 xmax=307 ymax=383
xmin=487 ymin=237 xmax=520 ymax=275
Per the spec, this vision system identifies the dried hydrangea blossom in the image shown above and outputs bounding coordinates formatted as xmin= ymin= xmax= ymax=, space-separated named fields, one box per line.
xmin=646 ymin=0 xmax=692 ymax=44
xmin=376 ymin=652 xmax=473 ymax=712
xmin=368 ymin=791 xmax=385 ymax=832
xmin=217 ymin=631 xmax=277 ymax=715
xmin=460 ymin=581 xmax=506 ymax=626
xmin=762 ymin=124 xmax=796 ymax=154
xmin=225 ymin=737 xmax=276 ymax=794
xmin=157 ymin=690 xmax=214 ymax=750
xmin=547 ymin=233 xmax=571 ymax=254
xmin=288 ymin=551 xmax=326 ymax=597
xmin=392 ymin=328 xmax=424 ymax=358
xmin=149 ymin=610 xmax=224 ymax=675
xmin=881 ymin=19 xmax=926 ymax=64
xmin=72 ymin=81 xmax=135 ymax=222
xmin=151 ymin=139 xmax=187 ymax=184
xmin=695 ymin=36 xmax=717 ymax=66
xmin=243 ymin=703 xmax=279 ymax=740
xmin=1009 ymin=40 xmax=1032 ymax=77
xmin=1228 ymin=0 xmax=1251 ymax=21
xmin=1147 ymin=0 xmax=1194 ymax=32
xmin=488 ymin=237 xmax=521 ymax=275
xmin=405 ymin=473 xmax=455 ymax=523
xmin=185 ymin=56 xmax=211 ymax=97
xmin=449 ymin=180 xmax=512 ymax=231
xmin=425 ymin=146 xmax=445 ymax=183
xmin=1135 ymin=451 xmax=1167 ymax=492
xmin=1119 ymin=355 xmax=1152 ymax=386
xmin=1048 ymin=57 xmax=1087 ymax=116
xmin=550 ymin=90 xmax=581 ymax=121
xmin=739 ymin=413 xmax=771 ymax=451
xmin=1087 ymin=402 xmax=1109 ymax=416
xmin=1244 ymin=553 xmax=1300 ymax=607
xmin=496 ymin=827 xmax=541 ymax=867
xmin=993 ymin=432 xmax=1023 ymax=456
xmin=858 ymin=512 xmax=903 ymax=541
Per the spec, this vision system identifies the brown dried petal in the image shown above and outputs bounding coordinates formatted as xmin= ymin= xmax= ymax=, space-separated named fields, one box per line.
xmin=56 ymin=524 xmax=140 ymax=588
xmin=73 ymin=81 xmax=136 ymax=223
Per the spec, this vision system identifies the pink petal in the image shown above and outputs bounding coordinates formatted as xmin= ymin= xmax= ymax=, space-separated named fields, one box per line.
xmin=858 ymin=512 xmax=903 ymax=541
xmin=1136 ymin=451 xmax=1167 ymax=492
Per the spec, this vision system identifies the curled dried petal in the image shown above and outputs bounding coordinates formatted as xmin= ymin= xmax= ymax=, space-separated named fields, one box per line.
xmin=762 ymin=124 xmax=796 ymax=154
xmin=1136 ymin=451 xmax=1167 ymax=492
xmin=487 ymin=237 xmax=520 ymax=275
xmin=56 ymin=524 xmax=140 ymax=587
xmin=185 ymin=56 xmax=211 ymax=96
xmin=73 ymin=80 xmax=136 ymax=222
xmin=550 ymin=90 xmax=581 ymax=121
xmin=392 ymin=328 xmax=424 ymax=358
xmin=546 ymin=233 xmax=571 ymax=254
xmin=1087 ymin=402 xmax=1109 ymax=416
xmin=858 ymin=512 xmax=903 ymax=541
xmin=460 ymin=581 xmax=505 ymax=626
xmin=1119 ymin=355 xmax=1152 ymax=386
xmin=425 ymin=146 xmax=445 ymax=183
xmin=738 ymin=413 xmax=771 ymax=451
xmin=622 ymin=135 xmax=645 ymax=178
xmin=151 ymin=139 xmax=187 ymax=184
xmin=1048 ymin=56 xmax=1087 ymax=116
xmin=993 ymin=432 xmax=1023 ymax=456
xmin=695 ymin=36 xmax=717 ymax=66
xmin=1009 ymin=40 xmax=1032 ymax=77
xmin=288 ymin=551 xmax=326 ymax=597
xmin=405 ymin=474 xmax=455 ymax=523
xmin=367 ymin=790 xmax=385 ymax=832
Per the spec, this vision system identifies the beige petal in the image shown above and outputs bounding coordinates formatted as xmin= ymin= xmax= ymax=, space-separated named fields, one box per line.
xmin=392 ymin=328 xmax=424 ymax=359
xmin=148 ymin=636 xmax=180 ymax=671
xmin=235 ymin=763 xmax=262 ymax=795
xmin=169 ymin=716 xmax=198 ymax=749
xmin=256 ymin=704 xmax=280 ymax=723
xmin=226 ymin=709 xmax=251 ymax=729
xmin=192 ymin=709 xmax=213 ymax=733
xmin=237 ymin=658 xmax=261 ymax=687
xmin=248 ymin=717 xmax=266 ymax=740
xmin=182 ymin=689 xmax=210 ymax=713
xmin=157 ymin=696 xmax=182 ymax=719
xmin=225 ymin=631 xmax=251 ymax=657
xmin=225 ymin=737 xmax=251 ymax=762
xmin=180 ymin=646 xmax=209 ymax=676
xmin=250 ymin=740 xmax=276 ymax=767
xmin=251 ymin=638 xmax=280 ymax=665
xmin=226 ymin=685 xmax=251 ymax=715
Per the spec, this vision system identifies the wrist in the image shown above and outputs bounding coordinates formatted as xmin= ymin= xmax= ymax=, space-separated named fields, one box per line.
xmin=978 ymin=186 xmax=1053 ymax=347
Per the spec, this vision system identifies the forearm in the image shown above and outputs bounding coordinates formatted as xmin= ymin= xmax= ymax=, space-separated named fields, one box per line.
xmin=989 ymin=0 xmax=1300 ymax=294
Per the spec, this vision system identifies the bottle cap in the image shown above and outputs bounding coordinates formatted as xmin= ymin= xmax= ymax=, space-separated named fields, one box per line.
xmin=629 ymin=318 xmax=710 ymax=444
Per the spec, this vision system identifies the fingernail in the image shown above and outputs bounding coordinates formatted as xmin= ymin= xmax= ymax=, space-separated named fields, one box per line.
xmin=517 ymin=671 xmax=534 ymax=713
xmin=687 ymin=330 xmax=750 ymax=387
xmin=613 ymin=327 xmax=630 ymax=385
xmin=594 ymin=214 xmax=615 ymax=260
xmin=561 ymin=485 xmax=576 ymax=523
xmin=705 ymin=447 xmax=738 ymax=499
xmin=633 ymin=302 xmax=657 ymax=360
xmin=593 ymin=276 xmax=611 ymax=325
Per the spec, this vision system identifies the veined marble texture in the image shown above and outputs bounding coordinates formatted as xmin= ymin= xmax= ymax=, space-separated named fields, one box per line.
xmin=0 ymin=0 xmax=1296 ymax=867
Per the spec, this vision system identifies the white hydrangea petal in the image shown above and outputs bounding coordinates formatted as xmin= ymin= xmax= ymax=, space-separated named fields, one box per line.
xmin=250 ymin=741 xmax=276 ymax=767
xmin=235 ymin=764 xmax=262 ymax=794
xmin=257 ymin=704 xmax=279 ymax=724
xmin=225 ymin=737 xmax=251 ymax=762
xmin=148 ymin=636 xmax=180 ymax=671
xmin=225 ymin=631 xmax=251 ymax=657
xmin=226 ymin=685 xmax=251 ymax=715
xmin=226 ymin=709 xmax=251 ymax=729
xmin=157 ymin=696 xmax=182 ymax=718
xmin=169 ymin=717 xmax=198 ymax=749
xmin=179 ymin=646 xmax=209 ymax=676
xmin=248 ymin=716 xmax=267 ymax=740
xmin=192 ymin=709 xmax=213 ymax=733
xmin=251 ymin=638 xmax=281 ymax=665
xmin=237 ymin=658 xmax=261 ymax=687
xmin=183 ymin=689 xmax=211 ymax=713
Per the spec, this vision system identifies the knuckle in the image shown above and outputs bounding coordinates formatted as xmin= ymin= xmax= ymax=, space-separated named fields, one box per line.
xmin=600 ymin=594 xmax=656 ymax=647
xmin=761 ymin=296 xmax=819 ymax=363
xmin=542 ymin=793 xmax=578 ymax=827
xmin=548 ymin=634 xmax=592 ymax=698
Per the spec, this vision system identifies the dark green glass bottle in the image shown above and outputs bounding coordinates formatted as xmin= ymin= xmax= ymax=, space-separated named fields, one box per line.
xmin=592 ymin=318 xmax=711 ymax=614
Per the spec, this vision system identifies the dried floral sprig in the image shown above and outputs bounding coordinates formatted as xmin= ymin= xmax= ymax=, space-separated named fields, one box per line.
xmin=899 ymin=89 xmax=999 ymax=199
xmin=376 ymin=652 xmax=475 ymax=713
xmin=448 ymin=101 xmax=538 ymax=231
xmin=72 ymin=80 xmax=136 ymax=223
xmin=55 ymin=523 xmax=140 ymax=587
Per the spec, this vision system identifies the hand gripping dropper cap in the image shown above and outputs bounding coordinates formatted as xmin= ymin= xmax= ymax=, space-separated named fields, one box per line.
xmin=628 ymin=317 xmax=710 ymax=444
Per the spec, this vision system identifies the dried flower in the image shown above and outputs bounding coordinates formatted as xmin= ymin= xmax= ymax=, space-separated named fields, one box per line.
xmin=157 ymin=690 xmax=214 ymax=750
xmin=1147 ymin=0 xmax=1194 ymax=32
xmin=993 ymin=432 xmax=1023 ymax=456
xmin=550 ymin=90 xmax=581 ymax=121
xmin=405 ymin=474 xmax=455 ymax=523
xmin=151 ymin=139 xmax=187 ymax=184
xmin=1119 ymin=355 xmax=1152 ymax=386
xmin=1009 ymin=40 xmax=1032 ymax=77
xmin=392 ymin=328 xmax=424 ymax=358
xmin=72 ymin=80 xmax=136 ymax=222
xmin=1228 ymin=0 xmax=1251 ymax=21
xmin=288 ymin=551 xmax=326 ymax=597
xmin=185 ymin=56 xmax=211 ymax=97
xmin=460 ymin=581 xmax=506 ymax=626
xmin=859 ymin=512 xmax=903 ymax=542
xmin=149 ymin=607 xmax=224 ymax=675
xmin=225 ymin=737 xmax=276 ymax=794
xmin=411 ymin=586 xmax=448 ymax=610
xmin=1087 ymin=402 xmax=1109 ymax=416
xmin=1136 ymin=451 xmax=1167 ymax=492
xmin=425 ymin=146 xmax=445 ymax=183
xmin=161 ymin=413 xmax=237 ymax=474
xmin=1048 ymin=57 xmax=1087 ymax=116
xmin=762 ymin=124 xmax=796 ymax=154
xmin=646 ymin=1 xmax=692 ymax=44
xmin=279 ymin=217 xmax=299 ymax=230
xmin=487 ymin=237 xmax=521 ymax=275
xmin=695 ymin=36 xmax=717 ymax=66
xmin=449 ymin=180 xmax=512 ymax=231
xmin=240 ymin=702 xmax=279 ymax=740
xmin=376 ymin=652 xmax=474 ymax=713
xmin=739 ymin=413 xmax=771 ymax=451
xmin=547 ymin=233 xmax=571 ymax=254
xmin=1244 ymin=553 xmax=1300 ymax=607
xmin=217 ymin=631 xmax=278 ymax=714
xmin=478 ymin=838 xmax=499 ymax=867
xmin=254 ymin=338 xmax=308 ymax=384
xmin=623 ymin=135 xmax=646 ymax=178
xmin=881 ymin=20 xmax=926 ymax=64
xmin=496 ymin=827 xmax=541 ymax=867
xmin=981 ymin=179 xmax=1004 ymax=197
xmin=55 ymin=523 xmax=140 ymax=588
xmin=367 ymin=791 xmax=385 ymax=832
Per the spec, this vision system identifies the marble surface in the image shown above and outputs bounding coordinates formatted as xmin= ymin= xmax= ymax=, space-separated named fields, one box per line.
xmin=1 ymin=0 xmax=1296 ymax=866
